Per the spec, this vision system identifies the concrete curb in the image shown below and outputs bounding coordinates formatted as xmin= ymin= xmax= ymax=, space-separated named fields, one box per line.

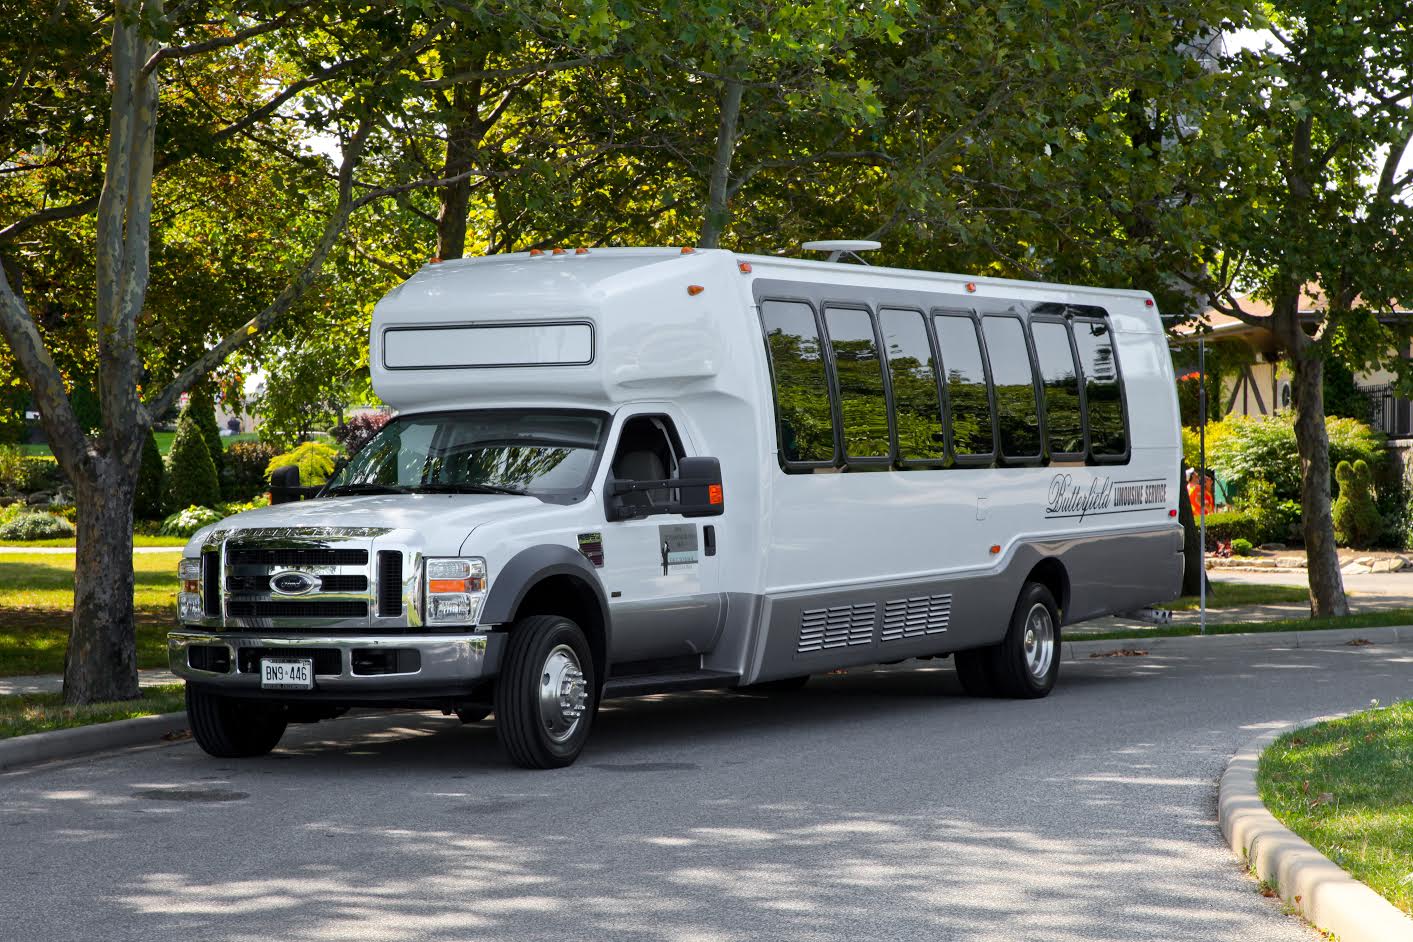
xmin=0 ymin=711 xmax=187 ymax=772
xmin=1064 ymin=624 xmax=1412 ymax=660
xmin=1219 ymin=719 xmax=1413 ymax=942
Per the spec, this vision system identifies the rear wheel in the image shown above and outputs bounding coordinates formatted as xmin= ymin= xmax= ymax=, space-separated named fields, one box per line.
xmin=186 ymin=685 xmax=288 ymax=758
xmin=494 ymin=615 xmax=596 ymax=769
xmin=954 ymin=582 xmax=1061 ymax=699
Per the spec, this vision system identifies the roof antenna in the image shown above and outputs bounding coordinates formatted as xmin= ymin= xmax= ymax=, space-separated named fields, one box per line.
xmin=801 ymin=239 xmax=882 ymax=265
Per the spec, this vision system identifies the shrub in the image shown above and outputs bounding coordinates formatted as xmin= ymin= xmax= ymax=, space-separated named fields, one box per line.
xmin=216 ymin=494 xmax=270 ymax=517
xmin=20 ymin=456 xmax=63 ymax=493
xmin=223 ymin=440 xmax=280 ymax=500
xmin=1231 ymin=538 xmax=1254 ymax=556
xmin=1333 ymin=459 xmax=1381 ymax=547
xmin=159 ymin=505 xmax=225 ymax=537
xmin=163 ymin=412 xmax=221 ymax=514
xmin=0 ymin=444 xmax=25 ymax=492
xmin=1184 ymin=413 xmax=1384 ymax=503
xmin=265 ymin=440 xmax=340 ymax=486
xmin=134 ymin=430 xmax=164 ymax=520
xmin=331 ymin=412 xmax=390 ymax=454
xmin=185 ymin=385 xmax=224 ymax=477
xmin=1201 ymin=510 xmax=1262 ymax=549
xmin=1234 ymin=477 xmax=1301 ymax=545
xmin=0 ymin=511 xmax=75 ymax=540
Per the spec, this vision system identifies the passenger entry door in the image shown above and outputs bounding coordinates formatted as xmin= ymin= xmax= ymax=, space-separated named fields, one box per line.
xmin=597 ymin=411 xmax=722 ymax=665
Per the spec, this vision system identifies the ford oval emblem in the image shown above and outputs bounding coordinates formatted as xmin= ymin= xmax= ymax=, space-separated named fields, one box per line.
xmin=269 ymin=571 xmax=320 ymax=596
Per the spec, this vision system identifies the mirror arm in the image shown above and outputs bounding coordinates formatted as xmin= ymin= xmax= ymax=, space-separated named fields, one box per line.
xmin=611 ymin=476 xmax=716 ymax=495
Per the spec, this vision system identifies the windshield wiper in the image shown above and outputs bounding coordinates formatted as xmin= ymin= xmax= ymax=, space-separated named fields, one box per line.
xmin=322 ymin=483 xmax=412 ymax=496
xmin=413 ymin=482 xmax=527 ymax=496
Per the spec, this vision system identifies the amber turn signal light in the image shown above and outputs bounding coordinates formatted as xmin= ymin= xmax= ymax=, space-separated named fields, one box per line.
xmin=687 ymin=285 xmax=705 ymax=296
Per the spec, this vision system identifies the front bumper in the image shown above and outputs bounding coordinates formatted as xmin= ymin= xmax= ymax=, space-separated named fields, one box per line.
xmin=168 ymin=629 xmax=504 ymax=699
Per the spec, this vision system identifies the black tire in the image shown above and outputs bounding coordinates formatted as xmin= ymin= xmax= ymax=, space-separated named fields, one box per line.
xmin=185 ymin=684 xmax=288 ymax=758
xmin=494 ymin=614 xmax=597 ymax=769
xmin=953 ymin=649 xmax=997 ymax=697
xmin=988 ymin=582 xmax=1062 ymax=698
xmin=455 ymin=706 xmax=492 ymax=724
xmin=743 ymin=675 xmax=810 ymax=693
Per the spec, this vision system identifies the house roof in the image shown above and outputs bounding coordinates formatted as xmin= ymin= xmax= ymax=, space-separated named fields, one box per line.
xmin=1170 ymin=288 xmax=1409 ymax=352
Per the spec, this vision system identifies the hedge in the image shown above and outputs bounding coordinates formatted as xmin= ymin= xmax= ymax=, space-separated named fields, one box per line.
xmin=163 ymin=412 xmax=220 ymax=513
xmin=1182 ymin=413 xmax=1384 ymax=503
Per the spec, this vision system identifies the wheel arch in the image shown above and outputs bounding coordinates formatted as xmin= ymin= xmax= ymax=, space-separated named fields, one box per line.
xmin=1024 ymin=557 xmax=1070 ymax=622
xmin=480 ymin=545 xmax=610 ymax=686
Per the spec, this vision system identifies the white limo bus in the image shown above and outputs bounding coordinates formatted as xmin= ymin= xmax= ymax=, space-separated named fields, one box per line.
xmin=170 ymin=244 xmax=1183 ymax=768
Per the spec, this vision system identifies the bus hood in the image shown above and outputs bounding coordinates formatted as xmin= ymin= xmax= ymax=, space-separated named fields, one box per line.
xmin=185 ymin=493 xmax=545 ymax=555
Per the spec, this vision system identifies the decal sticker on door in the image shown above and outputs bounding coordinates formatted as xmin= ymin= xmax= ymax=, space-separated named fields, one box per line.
xmin=578 ymin=531 xmax=605 ymax=567
xmin=658 ymin=524 xmax=699 ymax=575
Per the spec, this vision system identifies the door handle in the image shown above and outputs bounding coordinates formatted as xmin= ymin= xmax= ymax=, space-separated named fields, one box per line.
xmin=703 ymin=525 xmax=717 ymax=557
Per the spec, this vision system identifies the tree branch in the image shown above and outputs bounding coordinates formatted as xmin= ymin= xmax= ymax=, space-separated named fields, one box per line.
xmin=146 ymin=119 xmax=375 ymax=422
xmin=424 ymin=56 xmax=602 ymax=88
xmin=140 ymin=4 xmax=307 ymax=76
xmin=0 ymin=0 xmax=70 ymax=130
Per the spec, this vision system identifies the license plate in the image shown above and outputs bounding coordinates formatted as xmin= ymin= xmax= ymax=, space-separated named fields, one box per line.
xmin=261 ymin=657 xmax=313 ymax=690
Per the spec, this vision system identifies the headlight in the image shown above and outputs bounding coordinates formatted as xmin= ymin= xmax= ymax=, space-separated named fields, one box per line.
xmin=423 ymin=557 xmax=488 ymax=626
xmin=178 ymin=557 xmax=203 ymax=621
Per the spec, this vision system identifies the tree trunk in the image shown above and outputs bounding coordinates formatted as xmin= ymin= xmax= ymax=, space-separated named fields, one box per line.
xmin=65 ymin=458 xmax=141 ymax=703
xmin=1289 ymin=348 xmax=1349 ymax=616
xmin=699 ymin=76 xmax=743 ymax=249
xmin=436 ymin=80 xmax=480 ymax=261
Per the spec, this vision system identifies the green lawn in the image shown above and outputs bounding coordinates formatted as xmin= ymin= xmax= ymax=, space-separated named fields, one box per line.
xmin=0 ymin=535 xmax=189 ymax=548
xmin=1258 ymin=701 xmax=1413 ymax=914
xmin=1164 ymin=581 xmax=1311 ymax=611
xmin=0 ymin=684 xmax=185 ymax=739
xmin=22 ymin=430 xmax=258 ymax=457
xmin=1080 ymin=608 xmax=1413 ymax=642
xmin=0 ymin=551 xmax=179 ymax=675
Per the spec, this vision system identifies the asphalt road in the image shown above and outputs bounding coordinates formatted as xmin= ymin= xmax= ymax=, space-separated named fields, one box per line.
xmin=5 ymin=640 xmax=1412 ymax=942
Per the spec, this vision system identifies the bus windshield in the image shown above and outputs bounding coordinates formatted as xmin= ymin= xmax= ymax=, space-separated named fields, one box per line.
xmin=322 ymin=410 xmax=607 ymax=501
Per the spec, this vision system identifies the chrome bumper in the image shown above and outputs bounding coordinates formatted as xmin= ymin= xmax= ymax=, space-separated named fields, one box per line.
xmin=168 ymin=629 xmax=502 ymax=696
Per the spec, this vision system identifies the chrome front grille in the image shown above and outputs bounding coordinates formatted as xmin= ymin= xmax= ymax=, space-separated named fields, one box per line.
xmin=188 ymin=526 xmax=419 ymax=632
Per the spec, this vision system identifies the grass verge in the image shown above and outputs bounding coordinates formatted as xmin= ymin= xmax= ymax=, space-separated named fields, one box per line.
xmin=1077 ymin=608 xmax=1413 ymax=642
xmin=0 ymin=535 xmax=189 ymax=548
xmin=0 ymin=551 xmax=179 ymax=675
xmin=1257 ymin=701 xmax=1413 ymax=915
xmin=1163 ymin=581 xmax=1310 ymax=610
xmin=0 ymin=684 xmax=185 ymax=739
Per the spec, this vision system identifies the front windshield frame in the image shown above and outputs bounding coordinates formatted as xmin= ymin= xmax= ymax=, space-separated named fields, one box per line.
xmin=321 ymin=408 xmax=611 ymax=505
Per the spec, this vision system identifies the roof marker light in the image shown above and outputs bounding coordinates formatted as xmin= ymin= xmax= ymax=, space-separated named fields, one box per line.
xmin=576 ymin=247 xmax=590 ymax=255
xmin=965 ymin=282 xmax=977 ymax=293
xmin=738 ymin=262 xmax=752 ymax=274
xmin=529 ymin=248 xmax=544 ymax=257
xmin=687 ymin=285 xmax=705 ymax=296
xmin=552 ymin=247 xmax=566 ymax=256
xmin=681 ymin=246 xmax=696 ymax=255
xmin=429 ymin=256 xmax=443 ymax=264
xmin=1145 ymin=299 xmax=1155 ymax=307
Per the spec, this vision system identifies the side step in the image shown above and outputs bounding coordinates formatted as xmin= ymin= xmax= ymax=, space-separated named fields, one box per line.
xmin=602 ymin=669 xmax=740 ymax=699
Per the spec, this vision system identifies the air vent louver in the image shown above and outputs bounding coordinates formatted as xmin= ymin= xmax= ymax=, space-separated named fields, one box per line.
xmin=797 ymin=603 xmax=875 ymax=654
xmin=880 ymin=594 xmax=952 ymax=642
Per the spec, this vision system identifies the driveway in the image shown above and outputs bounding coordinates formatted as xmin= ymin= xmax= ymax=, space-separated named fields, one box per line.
xmin=4 ymin=640 xmax=1410 ymax=942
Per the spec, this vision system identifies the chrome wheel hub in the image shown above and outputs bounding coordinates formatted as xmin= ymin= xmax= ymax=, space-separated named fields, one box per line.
xmin=538 ymin=644 xmax=587 ymax=743
xmin=1023 ymin=603 xmax=1055 ymax=680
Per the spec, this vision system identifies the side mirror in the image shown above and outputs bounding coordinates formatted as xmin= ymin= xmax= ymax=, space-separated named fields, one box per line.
xmin=606 ymin=456 xmax=724 ymax=521
xmin=673 ymin=456 xmax=724 ymax=518
xmin=269 ymin=465 xmax=301 ymax=505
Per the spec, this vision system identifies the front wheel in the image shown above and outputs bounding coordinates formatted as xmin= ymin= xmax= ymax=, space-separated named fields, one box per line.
xmin=493 ymin=615 xmax=597 ymax=769
xmin=186 ymin=685 xmax=288 ymax=758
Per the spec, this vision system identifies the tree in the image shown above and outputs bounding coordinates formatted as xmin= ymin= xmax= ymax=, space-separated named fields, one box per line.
xmin=185 ymin=384 xmax=223 ymax=478
xmin=1161 ymin=2 xmax=1413 ymax=615
xmin=163 ymin=410 xmax=219 ymax=513
xmin=0 ymin=1 xmax=495 ymax=703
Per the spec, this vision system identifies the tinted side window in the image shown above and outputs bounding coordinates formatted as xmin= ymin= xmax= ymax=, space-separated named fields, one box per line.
xmin=1031 ymin=320 xmax=1084 ymax=457
xmin=981 ymin=316 xmax=1042 ymax=458
xmin=761 ymin=299 xmax=836 ymax=464
xmin=824 ymin=306 xmax=889 ymax=460
xmin=1072 ymin=319 xmax=1127 ymax=457
xmin=879 ymin=308 xmax=945 ymax=463
xmin=933 ymin=314 xmax=994 ymax=458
